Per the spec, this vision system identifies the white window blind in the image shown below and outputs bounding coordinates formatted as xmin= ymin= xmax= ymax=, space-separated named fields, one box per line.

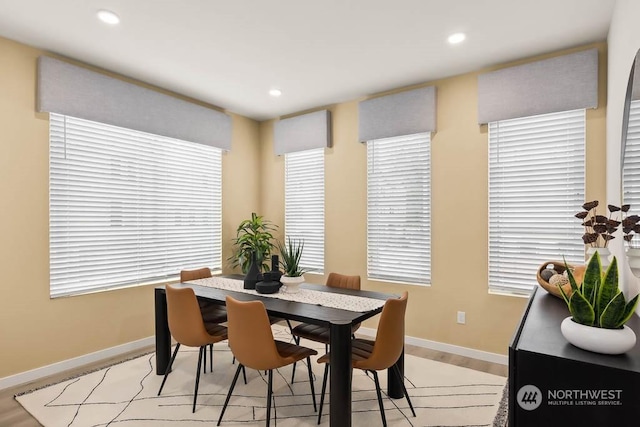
xmin=623 ymin=100 xmax=640 ymax=237
xmin=284 ymin=148 xmax=325 ymax=273
xmin=489 ymin=109 xmax=585 ymax=295
xmin=367 ymin=133 xmax=431 ymax=285
xmin=49 ymin=114 xmax=222 ymax=298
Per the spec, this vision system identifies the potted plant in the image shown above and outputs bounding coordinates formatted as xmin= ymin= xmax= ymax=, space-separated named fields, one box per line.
xmin=575 ymin=201 xmax=639 ymax=268
xmin=558 ymin=252 xmax=639 ymax=354
xmin=229 ymin=212 xmax=277 ymax=273
xmin=278 ymin=237 xmax=308 ymax=293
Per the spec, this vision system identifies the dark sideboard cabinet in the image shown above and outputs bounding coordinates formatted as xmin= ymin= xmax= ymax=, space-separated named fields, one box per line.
xmin=509 ymin=287 xmax=640 ymax=427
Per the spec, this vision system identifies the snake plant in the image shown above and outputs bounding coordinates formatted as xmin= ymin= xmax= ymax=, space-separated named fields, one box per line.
xmin=559 ymin=252 xmax=639 ymax=329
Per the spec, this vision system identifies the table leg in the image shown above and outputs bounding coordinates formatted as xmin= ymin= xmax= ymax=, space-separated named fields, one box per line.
xmin=330 ymin=321 xmax=352 ymax=427
xmin=387 ymin=347 xmax=405 ymax=398
xmin=155 ymin=288 xmax=171 ymax=375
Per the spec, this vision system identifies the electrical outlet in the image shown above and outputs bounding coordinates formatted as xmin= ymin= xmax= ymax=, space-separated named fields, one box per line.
xmin=457 ymin=311 xmax=466 ymax=324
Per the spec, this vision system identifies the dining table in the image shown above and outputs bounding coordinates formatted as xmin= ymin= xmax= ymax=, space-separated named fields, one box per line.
xmin=154 ymin=277 xmax=404 ymax=427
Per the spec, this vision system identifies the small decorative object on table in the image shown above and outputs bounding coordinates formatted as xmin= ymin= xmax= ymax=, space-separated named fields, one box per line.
xmin=278 ymin=237 xmax=308 ymax=294
xmin=244 ymin=251 xmax=261 ymax=290
xmin=270 ymin=254 xmax=283 ymax=282
xmin=255 ymin=271 xmax=283 ymax=294
xmin=558 ymin=252 xmax=640 ymax=355
xmin=536 ymin=261 xmax=585 ymax=298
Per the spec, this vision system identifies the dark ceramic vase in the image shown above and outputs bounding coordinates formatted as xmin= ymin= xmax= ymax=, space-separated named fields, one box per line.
xmin=270 ymin=254 xmax=283 ymax=282
xmin=256 ymin=271 xmax=283 ymax=294
xmin=244 ymin=252 xmax=260 ymax=290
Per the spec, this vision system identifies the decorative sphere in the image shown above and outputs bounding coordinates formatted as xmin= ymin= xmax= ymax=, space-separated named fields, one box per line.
xmin=541 ymin=269 xmax=557 ymax=282
xmin=549 ymin=274 xmax=569 ymax=287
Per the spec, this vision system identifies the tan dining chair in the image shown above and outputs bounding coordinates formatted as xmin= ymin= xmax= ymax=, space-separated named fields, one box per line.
xmin=289 ymin=273 xmax=361 ymax=382
xmin=180 ymin=267 xmax=228 ymax=373
xmin=217 ymin=296 xmax=318 ymax=427
xmin=316 ymin=291 xmax=415 ymax=426
xmin=157 ymin=284 xmax=228 ymax=413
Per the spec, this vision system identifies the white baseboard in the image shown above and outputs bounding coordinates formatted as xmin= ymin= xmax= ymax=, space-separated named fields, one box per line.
xmin=0 ymin=336 xmax=155 ymax=391
xmin=357 ymin=327 xmax=508 ymax=366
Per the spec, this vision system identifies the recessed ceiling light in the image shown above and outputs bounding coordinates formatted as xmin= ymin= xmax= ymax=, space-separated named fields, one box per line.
xmin=97 ymin=10 xmax=120 ymax=25
xmin=269 ymin=88 xmax=282 ymax=97
xmin=447 ymin=32 xmax=466 ymax=45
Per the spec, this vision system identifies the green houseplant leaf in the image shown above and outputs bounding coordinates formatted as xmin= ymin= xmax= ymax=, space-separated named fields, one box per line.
xmin=599 ymin=291 xmax=626 ymax=329
xmin=596 ymin=257 xmax=619 ymax=322
xmin=568 ymin=290 xmax=595 ymax=326
xmin=228 ymin=212 xmax=277 ymax=273
xmin=616 ymin=294 xmax=640 ymax=328
xmin=278 ymin=237 xmax=309 ymax=277
xmin=581 ymin=251 xmax=601 ymax=308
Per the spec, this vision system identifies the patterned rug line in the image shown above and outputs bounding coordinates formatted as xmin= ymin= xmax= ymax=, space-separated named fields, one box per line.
xmin=16 ymin=326 xmax=507 ymax=427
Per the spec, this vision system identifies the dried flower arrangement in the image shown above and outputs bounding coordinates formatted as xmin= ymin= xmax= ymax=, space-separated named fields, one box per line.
xmin=575 ymin=201 xmax=640 ymax=247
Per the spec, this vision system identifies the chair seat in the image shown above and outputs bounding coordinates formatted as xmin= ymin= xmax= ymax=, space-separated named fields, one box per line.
xmin=275 ymin=340 xmax=318 ymax=366
xmin=291 ymin=322 xmax=361 ymax=344
xmin=204 ymin=323 xmax=229 ymax=342
xmin=317 ymin=338 xmax=375 ymax=365
xmin=199 ymin=301 xmax=228 ymax=324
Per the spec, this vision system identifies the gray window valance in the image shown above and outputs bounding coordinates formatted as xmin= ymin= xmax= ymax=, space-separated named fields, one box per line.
xmin=477 ymin=48 xmax=598 ymax=124
xmin=274 ymin=110 xmax=332 ymax=155
xmin=37 ymin=56 xmax=232 ymax=150
xmin=358 ymin=86 xmax=436 ymax=142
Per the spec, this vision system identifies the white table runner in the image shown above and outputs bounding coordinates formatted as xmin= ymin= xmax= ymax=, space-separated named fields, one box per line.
xmin=191 ymin=277 xmax=387 ymax=313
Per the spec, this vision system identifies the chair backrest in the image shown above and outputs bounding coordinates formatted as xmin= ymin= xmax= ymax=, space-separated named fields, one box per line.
xmin=225 ymin=296 xmax=284 ymax=370
xmin=180 ymin=267 xmax=212 ymax=282
xmin=356 ymin=291 xmax=408 ymax=371
xmin=166 ymin=285 xmax=215 ymax=347
xmin=326 ymin=272 xmax=361 ymax=290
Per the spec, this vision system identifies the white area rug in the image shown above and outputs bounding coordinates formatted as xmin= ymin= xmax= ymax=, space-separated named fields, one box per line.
xmin=16 ymin=327 xmax=506 ymax=426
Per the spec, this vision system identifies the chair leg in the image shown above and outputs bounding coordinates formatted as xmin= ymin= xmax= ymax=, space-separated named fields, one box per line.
xmin=210 ymin=343 xmax=213 ymax=372
xmin=217 ymin=364 xmax=243 ymax=426
xmin=193 ymin=346 xmax=204 ymax=413
xmin=317 ymin=364 xmax=329 ymax=425
xmin=291 ymin=362 xmax=297 ymax=384
xmin=242 ymin=365 xmax=247 ymax=385
xmin=266 ymin=369 xmax=273 ymax=427
xmin=306 ymin=357 xmax=317 ymax=412
xmin=203 ymin=345 xmax=207 ymax=374
xmin=392 ymin=364 xmax=416 ymax=417
xmin=158 ymin=343 xmax=181 ymax=396
xmin=287 ymin=320 xmax=300 ymax=345
xmin=371 ymin=371 xmax=387 ymax=427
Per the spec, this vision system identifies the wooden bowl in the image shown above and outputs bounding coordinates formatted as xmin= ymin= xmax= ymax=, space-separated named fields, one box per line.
xmin=536 ymin=261 xmax=585 ymax=298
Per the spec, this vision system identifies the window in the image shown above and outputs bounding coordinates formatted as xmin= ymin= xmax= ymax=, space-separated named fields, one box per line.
xmin=488 ymin=109 xmax=585 ymax=295
xmin=623 ymin=100 xmax=640 ymax=231
xmin=367 ymin=133 xmax=431 ymax=285
xmin=284 ymin=148 xmax=325 ymax=273
xmin=49 ymin=114 xmax=222 ymax=297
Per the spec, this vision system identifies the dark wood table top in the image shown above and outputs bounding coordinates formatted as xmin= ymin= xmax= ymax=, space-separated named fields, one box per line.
xmin=158 ymin=278 xmax=395 ymax=326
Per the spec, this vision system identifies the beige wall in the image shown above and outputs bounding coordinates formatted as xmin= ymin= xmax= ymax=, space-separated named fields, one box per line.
xmin=0 ymin=36 xmax=261 ymax=378
xmin=260 ymin=43 xmax=608 ymax=355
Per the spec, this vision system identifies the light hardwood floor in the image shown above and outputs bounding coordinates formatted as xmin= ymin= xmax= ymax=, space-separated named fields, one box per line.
xmin=0 ymin=339 xmax=508 ymax=427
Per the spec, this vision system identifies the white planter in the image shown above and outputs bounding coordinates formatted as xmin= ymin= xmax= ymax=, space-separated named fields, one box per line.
xmin=560 ymin=317 xmax=636 ymax=355
xmin=586 ymin=247 xmax=611 ymax=270
xmin=280 ymin=275 xmax=305 ymax=293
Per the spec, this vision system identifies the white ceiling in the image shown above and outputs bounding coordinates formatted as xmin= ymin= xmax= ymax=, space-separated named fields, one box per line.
xmin=0 ymin=0 xmax=616 ymax=121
